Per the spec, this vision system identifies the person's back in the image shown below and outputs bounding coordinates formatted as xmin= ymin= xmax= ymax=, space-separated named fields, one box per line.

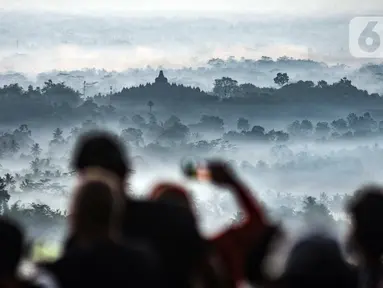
xmin=149 ymin=182 xmax=230 ymax=288
xmin=275 ymin=233 xmax=358 ymax=288
xmin=0 ymin=217 xmax=43 ymax=288
xmin=63 ymin=192 xmax=199 ymax=288
xmin=69 ymin=130 xmax=205 ymax=288
xmin=45 ymin=239 xmax=157 ymax=288
xmin=346 ymin=184 xmax=383 ymax=288
xmin=45 ymin=180 xmax=158 ymax=288
xmin=123 ymin=198 xmax=204 ymax=288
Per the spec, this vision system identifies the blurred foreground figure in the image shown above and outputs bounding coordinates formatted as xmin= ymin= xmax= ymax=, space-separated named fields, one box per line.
xmin=150 ymin=183 xmax=223 ymax=288
xmin=0 ymin=217 xmax=41 ymax=288
xmin=273 ymin=233 xmax=357 ymax=288
xmin=347 ymin=184 xmax=383 ymax=288
xmin=152 ymin=161 xmax=272 ymax=288
xmin=150 ymin=182 xmax=192 ymax=210
xmin=43 ymin=180 xmax=156 ymax=288
xmin=206 ymin=162 xmax=270 ymax=287
xmin=69 ymin=130 xmax=204 ymax=288
xmin=68 ymin=180 xmax=124 ymax=248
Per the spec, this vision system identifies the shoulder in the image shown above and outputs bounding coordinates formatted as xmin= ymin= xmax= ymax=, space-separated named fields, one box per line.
xmin=126 ymin=199 xmax=197 ymax=228
xmin=125 ymin=198 xmax=205 ymax=255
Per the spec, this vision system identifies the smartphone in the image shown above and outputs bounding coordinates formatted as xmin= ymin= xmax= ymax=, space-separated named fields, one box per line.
xmin=181 ymin=157 xmax=211 ymax=181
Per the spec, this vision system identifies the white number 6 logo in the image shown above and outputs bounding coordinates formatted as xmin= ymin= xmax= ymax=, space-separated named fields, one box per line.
xmin=358 ymin=21 xmax=381 ymax=53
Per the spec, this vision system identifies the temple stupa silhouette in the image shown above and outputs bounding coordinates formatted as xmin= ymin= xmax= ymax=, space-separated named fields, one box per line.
xmin=155 ymin=70 xmax=168 ymax=84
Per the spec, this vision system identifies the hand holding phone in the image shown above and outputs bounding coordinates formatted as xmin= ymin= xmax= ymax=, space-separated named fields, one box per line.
xmin=181 ymin=158 xmax=237 ymax=186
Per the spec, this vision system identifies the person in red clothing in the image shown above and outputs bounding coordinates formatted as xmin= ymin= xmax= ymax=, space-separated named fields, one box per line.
xmin=150 ymin=182 xmax=227 ymax=288
xmin=207 ymin=161 xmax=269 ymax=287
xmin=150 ymin=161 xmax=270 ymax=288
xmin=150 ymin=183 xmax=192 ymax=210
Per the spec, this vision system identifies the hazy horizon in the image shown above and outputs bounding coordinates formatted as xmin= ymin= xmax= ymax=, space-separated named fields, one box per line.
xmin=1 ymin=10 xmax=383 ymax=76
xmin=1 ymin=0 xmax=382 ymax=15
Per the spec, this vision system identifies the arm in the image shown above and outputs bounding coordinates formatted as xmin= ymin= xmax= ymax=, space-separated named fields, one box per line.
xmin=209 ymin=162 xmax=267 ymax=234
xmin=227 ymin=176 xmax=266 ymax=230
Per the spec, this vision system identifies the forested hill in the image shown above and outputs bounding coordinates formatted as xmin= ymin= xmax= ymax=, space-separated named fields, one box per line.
xmin=0 ymin=71 xmax=382 ymax=124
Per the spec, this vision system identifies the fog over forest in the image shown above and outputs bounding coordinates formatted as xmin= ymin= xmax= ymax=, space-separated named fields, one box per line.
xmin=1 ymin=11 xmax=383 ymax=252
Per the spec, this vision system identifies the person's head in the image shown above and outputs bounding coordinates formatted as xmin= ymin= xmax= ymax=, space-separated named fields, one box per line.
xmin=278 ymin=233 xmax=356 ymax=288
xmin=150 ymin=182 xmax=193 ymax=212
xmin=71 ymin=130 xmax=131 ymax=189
xmin=69 ymin=180 xmax=124 ymax=246
xmin=0 ymin=218 xmax=24 ymax=280
xmin=346 ymin=184 xmax=383 ymax=262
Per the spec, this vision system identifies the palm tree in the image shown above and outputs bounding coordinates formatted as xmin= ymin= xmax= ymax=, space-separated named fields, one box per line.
xmin=147 ymin=100 xmax=154 ymax=113
xmin=31 ymin=143 xmax=42 ymax=158
xmin=19 ymin=124 xmax=29 ymax=133
xmin=20 ymin=179 xmax=33 ymax=191
xmin=10 ymin=140 xmax=20 ymax=153
xmin=53 ymin=128 xmax=63 ymax=140
xmin=44 ymin=170 xmax=53 ymax=177
xmin=4 ymin=173 xmax=15 ymax=186
xmin=0 ymin=177 xmax=10 ymax=214
xmin=50 ymin=128 xmax=64 ymax=146
xmin=55 ymin=170 xmax=61 ymax=177
xmin=30 ymin=158 xmax=40 ymax=171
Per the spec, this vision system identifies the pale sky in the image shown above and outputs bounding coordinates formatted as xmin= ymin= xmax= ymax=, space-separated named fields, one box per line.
xmin=0 ymin=0 xmax=382 ymax=15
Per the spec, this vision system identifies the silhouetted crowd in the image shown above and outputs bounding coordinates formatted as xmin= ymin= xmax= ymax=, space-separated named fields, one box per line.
xmin=1 ymin=130 xmax=383 ymax=288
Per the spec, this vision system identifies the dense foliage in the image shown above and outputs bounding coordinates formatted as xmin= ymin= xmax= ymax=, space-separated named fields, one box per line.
xmin=0 ymin=68 xmax=382 ymax=124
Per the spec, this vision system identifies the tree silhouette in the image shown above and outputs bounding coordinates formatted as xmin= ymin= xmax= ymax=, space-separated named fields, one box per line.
xmin=331 ymin=118 xmax=348 ymax=133
xmin=247 ymin=125 xmax=266 ymax=139
xmin=300 ymin=120 xmax=313 ymax=135
xmin=315 ymin=122 xmax=330 ymax=137
xmin=4 ymin=173 xmax=15 ymax=187
xmin=19 ymin=124 xmax=30 ymax=133
xmin=164 ymin=115 xmax=181 ymax=129
xmin=302 ymin=196 xmax=333 ymax=224
xmin=10 ymin=140 xmax=20 ymax=153
xmin=147 ymin=100 xmax=154 ymax=113
xmin=159 ymin=122 xmax=190 ymax=143
xmin=237 ymin=117 xmax=250 ymax=131
xmin=42 ymin=79 xmax=81 ymax=105
xmin=213 ymin=77 xmax=238 ymax=98
xmin=30 ymin=158 xmax=40 ymax=172
xmin=199 ymin=115 xmax=225 ymax=131
xmin=51 ymin=128 xmax=64 ymax=145
xmin=287 ymin=120 xmax=301 ymax=136
xmin=338 ymin=77 xmax=352 ymax=87
xmin=149 ymin=114 xmax=157 ymax=126
xmin=0 ymin=177 xmax=10 ymax=214
xmin=132 ymin=115 xmax=146 ymax=127
xmin=274 ymin=72 xmax=289 ymax=86
xmin=317 ymin=80 xmax=328 ymax=88
xmin=121 ymin=128 xmax=144 ymax=147
xmin=31 ymin=143 xmax=42 ymax=158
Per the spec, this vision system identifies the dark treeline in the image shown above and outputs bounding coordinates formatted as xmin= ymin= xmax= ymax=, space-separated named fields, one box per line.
xmin=1 ymin=110 xmax=383 ymax=160
xmin=0 ymin=166 xmax=347 ymax=241
xmin=1 ymin=110 xmax=380 ymax=236
xmin=1 ymin=70 xmax=383 ymax=124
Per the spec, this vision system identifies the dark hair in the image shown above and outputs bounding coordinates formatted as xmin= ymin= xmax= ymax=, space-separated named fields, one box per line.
xmin=0 ymin=218 xmax=24 ymax=277
xmin=72 ymin=181 xmax=115 ymax=235
xmin=347 ymin=184 xmax=383 ymax=257
xmin=280 ymin=234 xmax=357 ymax=288
xmin=71 ymin=130 xmax=130 ymax=179
xmin=150 ymin=183 xmax=192 ymax=210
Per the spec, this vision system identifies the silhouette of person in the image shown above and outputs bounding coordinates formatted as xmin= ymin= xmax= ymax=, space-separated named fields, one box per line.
xmin=43 ymin=180 xmax=157 ymax=288
xmin=68 ymin=130 xmax=205 ymax=288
